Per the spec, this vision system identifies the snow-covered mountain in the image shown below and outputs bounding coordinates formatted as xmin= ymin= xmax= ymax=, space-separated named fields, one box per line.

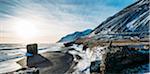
xmin=61 ymin=0 xmax=150 ymax=74
xmin=89 ymin=0 xmax=149 ymax=39
xmin=58 ymin=29 xmax=92 ymax=43
xmin=59 ymin=0 xmax=149 ymax=43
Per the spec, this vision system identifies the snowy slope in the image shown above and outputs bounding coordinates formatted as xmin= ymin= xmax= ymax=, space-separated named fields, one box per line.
xmin=89 ymin=0 xmax=149 ymax=38
xmin=58 ymin=29 xmax=92 ymax=43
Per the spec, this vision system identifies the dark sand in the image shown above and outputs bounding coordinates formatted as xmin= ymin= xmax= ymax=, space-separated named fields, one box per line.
xmin=17 ymin=51 xmax=74 ymax=74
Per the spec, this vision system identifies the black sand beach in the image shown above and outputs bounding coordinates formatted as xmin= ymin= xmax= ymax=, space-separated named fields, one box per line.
xmin=17 ymin=51 xmax=74 ymax=74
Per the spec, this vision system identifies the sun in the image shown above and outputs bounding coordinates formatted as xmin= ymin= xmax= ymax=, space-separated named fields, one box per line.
xmin=14 ymin=19 xmax=38 ymax=40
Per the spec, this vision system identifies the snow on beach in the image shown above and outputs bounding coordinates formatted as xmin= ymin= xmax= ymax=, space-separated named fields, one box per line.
xmin=67 ymin=44 xmax=150 ymax=74
xmin=67 ymin=44 xmax=107 ymax=74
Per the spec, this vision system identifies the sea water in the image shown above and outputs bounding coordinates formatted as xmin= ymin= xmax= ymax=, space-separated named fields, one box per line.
xmin=0 ymin=43 xmax=60 ymax=62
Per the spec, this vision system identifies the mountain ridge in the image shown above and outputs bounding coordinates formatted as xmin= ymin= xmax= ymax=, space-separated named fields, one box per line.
xmin=58 ymin=29 xmax=92 ymax=43
xmin=90 ymin=0 xmax=149 ymax=38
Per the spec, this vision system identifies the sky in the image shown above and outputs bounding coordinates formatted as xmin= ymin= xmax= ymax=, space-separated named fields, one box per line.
xmin=0 ymin=0 xmax=136 ymax=43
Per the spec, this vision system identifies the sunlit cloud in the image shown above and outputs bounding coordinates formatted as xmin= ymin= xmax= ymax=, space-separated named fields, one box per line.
xmin=0 ymin=0 xmax=136 ymax=43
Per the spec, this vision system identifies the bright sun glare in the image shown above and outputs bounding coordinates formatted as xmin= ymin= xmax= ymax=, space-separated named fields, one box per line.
xmin=14 ymin=19 xmax=38 ymax=40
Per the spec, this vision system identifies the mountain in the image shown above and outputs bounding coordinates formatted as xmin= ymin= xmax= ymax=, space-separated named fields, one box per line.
xmin=89 ymin=0 xmax=149 ymax=39
xmin=60 ymin=0 xmax=149 ymax=43
xmin=58 ymin=29 xmax=92 ymax=43
xmin=72 ymin=0 xmax=150 ymax=73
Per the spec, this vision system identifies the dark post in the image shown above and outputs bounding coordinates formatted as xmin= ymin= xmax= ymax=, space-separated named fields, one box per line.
xmin=27 ymin=43 xmax=38 ymax=55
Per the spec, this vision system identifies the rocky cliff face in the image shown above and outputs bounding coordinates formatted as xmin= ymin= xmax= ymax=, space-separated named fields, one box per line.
xmin=105 ymin=46 xmax=149 ymax=73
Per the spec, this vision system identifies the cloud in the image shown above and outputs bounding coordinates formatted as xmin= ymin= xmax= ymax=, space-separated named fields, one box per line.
xmin=0 ymin=0 xmax=136 ymax=43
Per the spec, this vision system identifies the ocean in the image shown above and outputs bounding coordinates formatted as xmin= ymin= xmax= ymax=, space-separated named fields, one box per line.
xmin=0 ymin=43 xmax=52 ymax=62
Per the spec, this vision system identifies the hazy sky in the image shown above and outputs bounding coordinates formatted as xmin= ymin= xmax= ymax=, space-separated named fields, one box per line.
xmin=0 ymin=0 xmax=136 ymax=43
